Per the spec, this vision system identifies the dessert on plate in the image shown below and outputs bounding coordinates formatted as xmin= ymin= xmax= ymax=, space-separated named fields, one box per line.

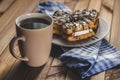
xmin=52 ymin=9 xmax=99 ymax=42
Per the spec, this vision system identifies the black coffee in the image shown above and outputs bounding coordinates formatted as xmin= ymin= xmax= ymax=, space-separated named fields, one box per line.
xmin=20 ymin=18 xmax=50 ymax=29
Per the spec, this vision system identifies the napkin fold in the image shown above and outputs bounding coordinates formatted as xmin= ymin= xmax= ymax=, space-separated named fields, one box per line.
xmin=38 ymin=1 xmax=120 ymax=78
xmin=60 ymin=39 xmax=120 ymax=78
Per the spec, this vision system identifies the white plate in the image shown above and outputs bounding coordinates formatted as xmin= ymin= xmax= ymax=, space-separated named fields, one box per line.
xmin=52 ymin=17 xmax=110 ymax=47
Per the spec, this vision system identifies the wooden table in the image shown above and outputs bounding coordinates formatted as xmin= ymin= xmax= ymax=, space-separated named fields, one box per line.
xmin=0 ymin=0 xmax=120 ymax=80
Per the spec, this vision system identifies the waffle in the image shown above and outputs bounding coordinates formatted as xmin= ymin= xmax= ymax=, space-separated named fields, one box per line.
xmin=52 ymin=9 xmax=99 ymax=41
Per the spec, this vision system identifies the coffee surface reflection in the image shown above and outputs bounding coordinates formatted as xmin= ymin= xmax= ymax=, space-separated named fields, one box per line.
xmin=19 ymin=18 xmax=50 ymax=29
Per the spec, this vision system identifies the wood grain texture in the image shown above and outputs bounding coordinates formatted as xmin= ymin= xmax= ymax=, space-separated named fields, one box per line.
xmin=66 ymin=70 xmax=90 ymax=80
xmin=5 ymin=60 xmax=44 ymax=80
xmin=0 ymin=0 xmax=120 ymax=80
xmin=105 ymin=0 xmax=120 ymax=80
xmin=88 ymin=0 xmax=102 ymax=11
xmin=0 ymin=45 xmax=17 ymax=80
xmin=102 ymin=0 xmax=114 ymax=12
xmin=35 ymin=57 xmax=53 ymax=80
xmin=100 ymin=0 xmax=114 ymax=40
xmin=64 ymin=0 xmax=78 ymax=10
xmin=90 ymin=72 xmax=105 ymax=80
xmin=0 ymin=0 xmax=15 ymax=13
xmin=74 ymin=0 xmax=89 ymax=10
xmin=110 ymin=0 xmax=120 ymax=50
xmin=45 ymin=45 xmax=65 ymax=80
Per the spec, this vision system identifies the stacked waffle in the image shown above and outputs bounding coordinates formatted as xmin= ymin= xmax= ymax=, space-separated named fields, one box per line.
xmin=52 ymin=9 xmax=99 ymax=41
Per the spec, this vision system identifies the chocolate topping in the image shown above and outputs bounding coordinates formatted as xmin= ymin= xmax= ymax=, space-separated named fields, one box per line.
xmin=83 ymin=18 xmax=91 ymax=23
xmin=89 ymin=9 xmax=97 ymax=18
xmin=82 ymin=9 xmax=90 ymax=16
xmin=53 ymin=9 xmax=98 ymax=31
xmin=79 ymin=21 xmax=87 ymax=26
xmin=63 ymin=23 xmax=72 ymax=29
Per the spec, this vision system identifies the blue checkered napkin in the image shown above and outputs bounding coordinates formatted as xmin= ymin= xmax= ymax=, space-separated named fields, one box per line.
xmin=38 ymin=1 xmax=72 ymax=16
xmin=59 ymin=39 xmax=120 ymax=78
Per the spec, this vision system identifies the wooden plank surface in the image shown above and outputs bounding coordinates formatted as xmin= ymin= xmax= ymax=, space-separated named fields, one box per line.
xmin=0 ymin=0 xmax=120 ymax=80
xmin=0 ymin=0 xmax=15 ymax=13
xmin=46 ymin=46 xmax=67 ymax=80
xmin=74 ymin=0 xmax=89 ymax=10
xmin=110 ymin=0 xmax=120 ymax=49
xmin=88 ymin=0 xmax=102 ymax=11
xmin=65 ymin=0 xmax=78 ymax=10
xmin=105 ymin=0 xmax=120 ymax=80
xmin=100 ymin=0 xmax=114 ymax=40
xmin=0 ymin=46 xmax=17 ymax=80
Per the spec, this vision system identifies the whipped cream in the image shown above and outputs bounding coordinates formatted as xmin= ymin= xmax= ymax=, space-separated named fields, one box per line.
xmin=72 ymin=29 xmax=93 ymax=36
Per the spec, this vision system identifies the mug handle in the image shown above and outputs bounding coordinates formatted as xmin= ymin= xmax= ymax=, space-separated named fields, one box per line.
xmin=9 ymin=36 xmax=29 ymax=61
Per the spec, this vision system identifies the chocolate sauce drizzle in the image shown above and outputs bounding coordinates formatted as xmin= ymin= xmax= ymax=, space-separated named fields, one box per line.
xmin=53 ymin=9 xmax=98 ymax=34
